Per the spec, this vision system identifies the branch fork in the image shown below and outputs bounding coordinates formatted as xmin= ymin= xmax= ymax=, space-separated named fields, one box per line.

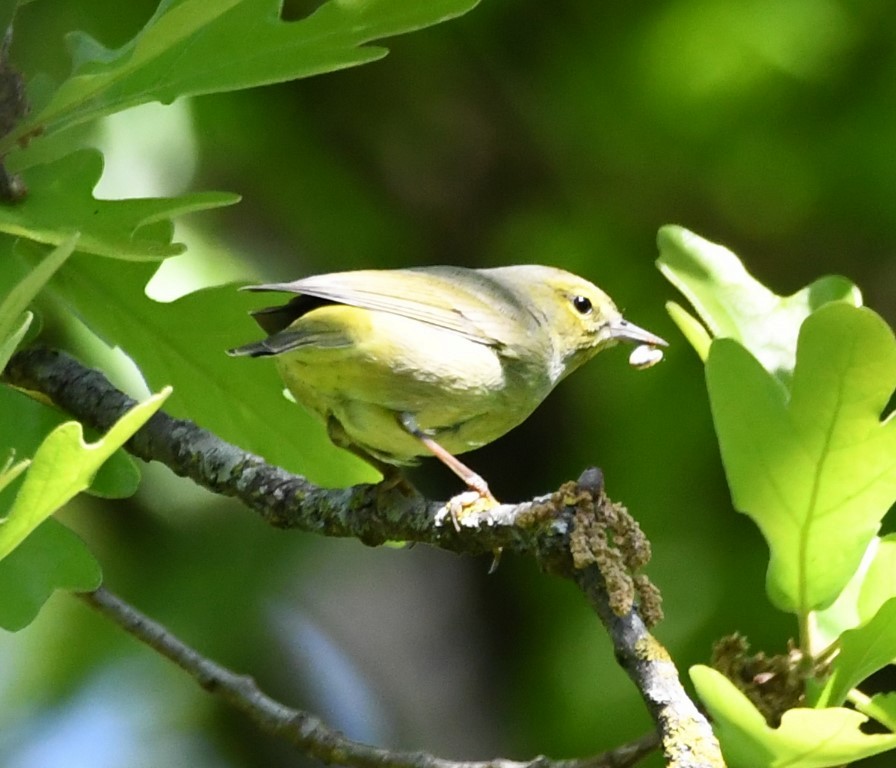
xmin=4 ymin=347 xmax=724 ymax=768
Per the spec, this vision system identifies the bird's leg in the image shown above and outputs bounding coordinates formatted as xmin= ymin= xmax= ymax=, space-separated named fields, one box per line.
xmin=326 ymin=416 xmax=415 ymax=495
xmin=397 ymin=413 xmax=497 ymax=504
xmin=397 ymin=411 xmax=501 ymax=560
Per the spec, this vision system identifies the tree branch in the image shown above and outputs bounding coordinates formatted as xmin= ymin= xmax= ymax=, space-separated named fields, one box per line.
xmin=4 ymin=347 xmax=724 ymax=767
xmin=80 ymin=586 xmax=659 ymax=768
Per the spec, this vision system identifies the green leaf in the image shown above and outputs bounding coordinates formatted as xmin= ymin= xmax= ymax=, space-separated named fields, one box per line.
xmin=4 ymin=0 xmax=481 ymax=156
xmin=858 ymin=535 xmax=896 ymax=623
xmin=49 ymin=256 xmax=377 ymax=486
xmin=0 ymin=384 xmax=141 ymax=500
xmin=812 ymin=537 xmax=878 ymax=648
xmin=0 ymin=452 xmax=30 ymax=495
xmin=0 ymin=234 xmax=77 ymax=370
xmin=0 ymin=387 xmax=170 ymax=562
xmin=0 ymin=519 xmax=102 ymax=631
xmin=814 ymin=597 xmax=896 ymax=708
xmin=864 ymin=692 xmax=896 ymax=733
xmin=706 ymin=303 xmax=896 ymax=615
xmin=665 ymin=299 xmax=712 ymax=361
xmin=657 ymin=225 xmax=861 ymax=382
xmin=0 ymin=0 xmax=16 ymax=34
xmin=0 ymin=311 xmax=33 ymax=372
xmin=814 ymin=535 xmax=896 ymax=648
xmin=691 ymin=665 xmax=896 ymax=768
xmin=0 ymin=150 xmax=238 ymax=260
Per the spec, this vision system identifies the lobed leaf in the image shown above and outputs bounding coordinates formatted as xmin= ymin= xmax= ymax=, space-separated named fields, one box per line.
xmin=0 ymin=387 xmax=170 ymax=562
xmin=0 ymin=150 xmax=238 ymax=260
xmin=48 ymin=255 xmax=377 ymax=486
xmin=814 ymin=598 xmax=896 ymax=708
xmin=3 ymin=0 xmax=481 ymax=156
xmin=0 ymin=384 xmax=141 ymax=500
xmin=657 ymin=225 xmax=861 ymax=382
xmin=691 ymin=665 xmax=896 ymax=768
xmin=706 ymin=303 xmax=896 ymax=615
xmin=0 ymin=519 xmax=102 ymax=631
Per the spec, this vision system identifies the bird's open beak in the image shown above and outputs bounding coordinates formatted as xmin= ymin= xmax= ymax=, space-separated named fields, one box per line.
xmin=608 ymin=318 xmax=668 ymax=347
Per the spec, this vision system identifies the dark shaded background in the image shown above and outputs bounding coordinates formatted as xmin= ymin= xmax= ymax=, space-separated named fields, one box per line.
xmin=3 ymin=1 xmax=895 ymax=766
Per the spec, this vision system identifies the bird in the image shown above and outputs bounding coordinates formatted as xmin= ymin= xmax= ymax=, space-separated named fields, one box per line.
xmin=229 ymin=265 xmax=666 ymax=501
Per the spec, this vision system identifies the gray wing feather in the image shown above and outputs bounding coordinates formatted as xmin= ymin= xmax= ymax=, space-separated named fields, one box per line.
xmin=244 ymin=266 xmax=538 ymax=349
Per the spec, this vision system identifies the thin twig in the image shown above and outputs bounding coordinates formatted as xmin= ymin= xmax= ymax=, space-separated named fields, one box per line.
xmin=80 ymin=586 xmax=659 ymax=768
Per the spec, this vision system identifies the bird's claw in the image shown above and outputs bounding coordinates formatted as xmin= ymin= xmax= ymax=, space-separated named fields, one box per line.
xmin=435 ymin=489 xmax=501 ymax=531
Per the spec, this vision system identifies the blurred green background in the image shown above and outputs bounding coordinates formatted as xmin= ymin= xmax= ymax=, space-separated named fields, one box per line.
xmin=3 ymin=1 xmax=895 ymax=766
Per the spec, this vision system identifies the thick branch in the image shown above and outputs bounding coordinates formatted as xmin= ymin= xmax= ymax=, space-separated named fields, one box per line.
xmin=81 ymin=586 xmax=659 ymax=768
xmin=4 ymin=347 xmax=544 ymax=552
xmin=575 ymin=568 xmax=721 ymax=768
xmin=4 ymin=347 xmax=724 ymax=767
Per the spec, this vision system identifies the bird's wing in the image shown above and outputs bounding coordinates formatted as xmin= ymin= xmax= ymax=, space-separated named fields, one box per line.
xmin=243 ymin=267 xmax=538 ymax=349
xmin=228 ymin=325 xmax=354 ymax=357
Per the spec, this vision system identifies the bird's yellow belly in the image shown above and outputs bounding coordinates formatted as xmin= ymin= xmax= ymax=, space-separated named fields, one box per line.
xmin=275 ymin=310 xmax=549 ymax=463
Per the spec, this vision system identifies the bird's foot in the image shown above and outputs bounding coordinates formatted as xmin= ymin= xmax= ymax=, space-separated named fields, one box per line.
xmin=375 ymin=468 xmax=419 ymax=498
xmin=434 ymin=486 xmax=504 ymax=573
xmin=435 ymin=487 xmax=500 ymax=531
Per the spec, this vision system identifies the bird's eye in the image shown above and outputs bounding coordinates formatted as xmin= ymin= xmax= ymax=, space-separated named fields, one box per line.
xmin=572 ymin=295 xmax=592 ymax=315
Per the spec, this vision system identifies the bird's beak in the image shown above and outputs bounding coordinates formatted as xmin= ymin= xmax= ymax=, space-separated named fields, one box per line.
xmin=607 ymin=317 xmax=668 ymax=347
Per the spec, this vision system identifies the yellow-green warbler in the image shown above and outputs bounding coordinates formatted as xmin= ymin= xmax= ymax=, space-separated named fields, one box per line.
xmin=230 ymin=265 xmax=666 ymax=500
